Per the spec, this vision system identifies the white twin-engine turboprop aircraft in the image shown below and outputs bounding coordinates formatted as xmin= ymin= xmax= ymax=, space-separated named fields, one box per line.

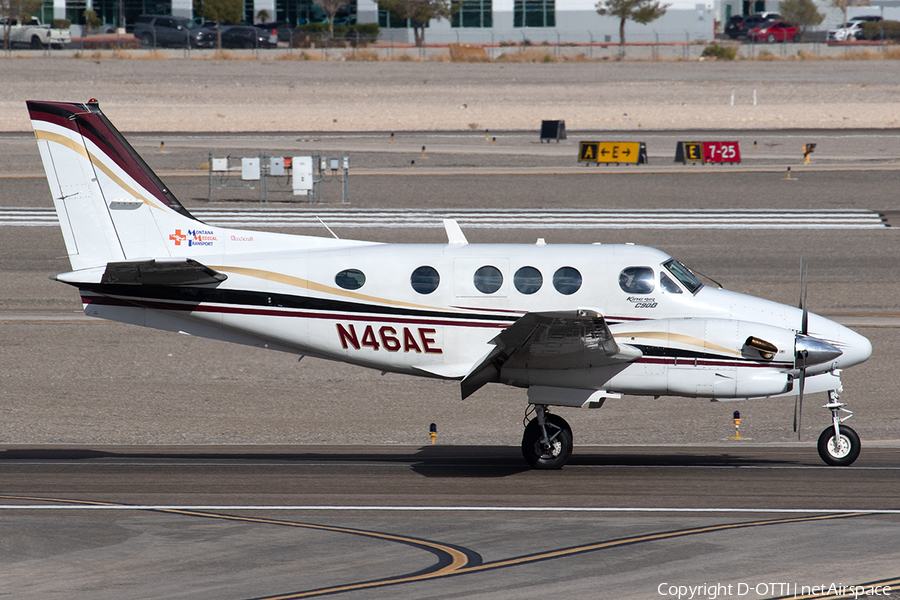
xmin=28 ymin=99 xmax=873 ymax=469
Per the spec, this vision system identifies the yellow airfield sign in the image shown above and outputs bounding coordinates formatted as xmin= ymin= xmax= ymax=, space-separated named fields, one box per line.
xmin=579 ymin=141 xmax=644 ymax=164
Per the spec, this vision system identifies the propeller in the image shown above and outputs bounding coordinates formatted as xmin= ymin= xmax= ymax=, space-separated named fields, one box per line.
xmin=793 ymin=259 xmax=808 ymax=439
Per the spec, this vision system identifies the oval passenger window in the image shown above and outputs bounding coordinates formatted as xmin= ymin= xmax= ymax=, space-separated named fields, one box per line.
xmin=552 ymin=266 xmax=582 ymax=295
xmin=619 ymin=266 xmax=655 ymax=294
xmin=473 ymin=265 xmax=503 ymax=294
xmin=410 ymin=266 xmax=440 ymax=294
xmin=335 ymin=269 xmax=366 ymax=290
xmin=514 ymin=266 xmax=543 ymax=295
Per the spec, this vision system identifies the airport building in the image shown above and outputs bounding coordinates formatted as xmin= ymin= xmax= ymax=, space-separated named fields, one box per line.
xmin=36 ymin=0 xmax=900 ymax=44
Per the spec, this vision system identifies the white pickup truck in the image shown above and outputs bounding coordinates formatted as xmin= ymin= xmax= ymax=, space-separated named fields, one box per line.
xmin=0 ymin=17 xmax=71 ymax=49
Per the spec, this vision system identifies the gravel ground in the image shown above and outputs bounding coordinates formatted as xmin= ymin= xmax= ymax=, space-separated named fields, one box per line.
xmin=2 ymin=59 xmax=900 ymax=132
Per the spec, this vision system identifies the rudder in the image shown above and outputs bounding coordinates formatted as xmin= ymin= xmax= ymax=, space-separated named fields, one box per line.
xmin=28 ymin=99 xmax=201 ymax=271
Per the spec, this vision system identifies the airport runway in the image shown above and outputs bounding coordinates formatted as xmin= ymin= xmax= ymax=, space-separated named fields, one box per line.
xmin=2 ymin=128 xmax=900 ymax=599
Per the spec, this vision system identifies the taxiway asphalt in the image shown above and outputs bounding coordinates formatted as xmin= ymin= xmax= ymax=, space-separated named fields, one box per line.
xmin=2 ymin=444 xmax=900 ymax=600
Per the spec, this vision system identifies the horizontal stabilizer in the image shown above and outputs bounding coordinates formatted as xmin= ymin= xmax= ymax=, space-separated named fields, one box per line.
xmin=100 ymin=259 xmax=227 ymax=286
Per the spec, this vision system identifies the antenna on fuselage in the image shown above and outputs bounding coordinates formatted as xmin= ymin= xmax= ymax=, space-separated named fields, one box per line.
xmin=443 ymin=219 xmax=468 ymax=245
xmin=316 ymin=216 xmax=340 ymax=239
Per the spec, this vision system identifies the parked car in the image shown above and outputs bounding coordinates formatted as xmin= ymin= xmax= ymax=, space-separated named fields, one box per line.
xmin=254 ymin=21 xmax=293 ymax=43
xmin=133 ymin=14 xmax=199 ymax=48
xmin=827 ymin=16 xmax=882 ymax=41
xmin=748 ymin=20 xmax=799 ymax=43
xmin=222 ymin=25 xmax=276 ymax=48
xmin=192 ymin=23 xmax=277 ymax=49
xmin=724 ymin=13 xmax=781 ymax=39
xmin=0 ymin=17 xmax=71 ymax=49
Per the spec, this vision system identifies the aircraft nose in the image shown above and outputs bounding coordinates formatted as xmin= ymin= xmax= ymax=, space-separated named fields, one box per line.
xmin=838 ymin=326 xmax=872 ymax=368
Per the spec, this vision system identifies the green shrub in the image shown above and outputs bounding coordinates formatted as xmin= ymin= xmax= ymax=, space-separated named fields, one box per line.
xmin=296 ymin=22 xmax=328 ymax=33
xmin=701 ymin=43 xmax=737 ymax=60
xmin=350 ymin=23 xmax=379 ymax=36
xmin=52 ymin=18 xmax=71 ymax=29
xmin=859 ymin=20 xmax=900 ymax=41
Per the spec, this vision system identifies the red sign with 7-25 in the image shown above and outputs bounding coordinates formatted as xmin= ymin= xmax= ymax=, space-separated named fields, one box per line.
xmin=702 ymin=141 xmax=741 ymax=163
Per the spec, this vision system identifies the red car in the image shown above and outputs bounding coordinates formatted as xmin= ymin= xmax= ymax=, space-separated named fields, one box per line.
xmin=748 ymin=20 xmax=800 ymax=43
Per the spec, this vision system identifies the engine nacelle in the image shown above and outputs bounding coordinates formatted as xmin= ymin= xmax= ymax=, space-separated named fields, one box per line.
xmin=609 ymin=317 xmax=797 ymax=398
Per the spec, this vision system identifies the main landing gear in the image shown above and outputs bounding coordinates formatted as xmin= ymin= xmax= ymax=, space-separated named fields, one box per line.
xmin=817 ymin=388 xmax=860 ymax=466
xmin=521 ymin=405 xmax=572 ymax=469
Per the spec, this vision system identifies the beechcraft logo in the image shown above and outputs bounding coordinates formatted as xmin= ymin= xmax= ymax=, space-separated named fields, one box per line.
xmin=169 ymin=229 xmax=217 ymax=247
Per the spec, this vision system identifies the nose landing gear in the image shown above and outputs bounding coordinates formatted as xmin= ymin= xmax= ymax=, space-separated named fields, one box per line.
xmin=521 ymin=404 xmax=573 ymax=469
xmin=817 ymin=388 xmax=860 ymax=466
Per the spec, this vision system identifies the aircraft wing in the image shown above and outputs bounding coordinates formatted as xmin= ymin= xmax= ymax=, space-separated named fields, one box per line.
xmin=460 ymin=309 xmax=642 ymax=399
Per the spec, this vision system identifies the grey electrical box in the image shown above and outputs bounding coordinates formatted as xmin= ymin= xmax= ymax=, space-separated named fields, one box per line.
xmin=242 ymin=157 xmax=260 ymax=181
xmin=270 ymin=157 xmax=285 ymax=177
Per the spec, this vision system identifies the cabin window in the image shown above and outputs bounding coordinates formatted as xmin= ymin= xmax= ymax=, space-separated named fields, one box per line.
xmin=335 ymin=269 xmax=366 ymax=290
xmin=619 ymin=267 xmax=655 ymax=294
xmin=660 ymin=273 xmax=682 ymax=294
xmin=410 ymin=266 xmax=440 ymax=294
xmin=514 ymin=266 xmax=542 ymax=294
xmin=473 ymin=265 xmax=503 ymax=294
xmin=552 ymin=266 xmax=582 ymax=295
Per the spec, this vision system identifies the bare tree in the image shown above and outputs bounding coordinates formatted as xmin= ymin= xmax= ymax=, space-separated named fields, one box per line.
xmin=596 ymin=0 xmax=669 ymax=57
xmin=376 ymin=0 xmax=456 ymax=47
xmin=830 ymin=0 xmax=852 ymax=31
xmin=314 ymin=0 xmax=350 ymax=38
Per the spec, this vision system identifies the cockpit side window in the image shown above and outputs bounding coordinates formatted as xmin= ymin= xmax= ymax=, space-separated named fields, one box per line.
xmin=663 ymin=259 xmax=703 ymax=294
xmin=619 ymin=266 xmax=655 ymax=294
xmin=660 ymin=273 xmax=682 ymax=294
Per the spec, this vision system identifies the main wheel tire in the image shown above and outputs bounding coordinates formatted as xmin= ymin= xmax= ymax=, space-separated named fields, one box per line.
xmin=766 ymin=34 xmax=775 ymax=43
xmin=817 ymin=425 xmax=860 ymax=466
xmin=31 ymin=35 xmax=45 ymax=49
xmin=521 ymin=414 xmax=573 ymax=470
xmin=141 ymin=32 xmax=153 ymax=47
xmin=792 ymin=34 xmax=800 ymax=42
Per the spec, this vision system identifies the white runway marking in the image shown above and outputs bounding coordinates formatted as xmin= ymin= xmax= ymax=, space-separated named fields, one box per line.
xmin=0 ymin=504 xmax=898 ymax=514
xmin=0 ymin=207 xmax=889 ymax=229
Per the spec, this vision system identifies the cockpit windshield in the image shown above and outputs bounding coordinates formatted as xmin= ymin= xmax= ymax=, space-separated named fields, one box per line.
xmin=663 ymin=259 xmax=703 ymax=294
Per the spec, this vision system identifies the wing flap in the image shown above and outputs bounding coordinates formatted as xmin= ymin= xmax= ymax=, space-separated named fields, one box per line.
xmin=461 ymin=309 xmax=641 ymax=399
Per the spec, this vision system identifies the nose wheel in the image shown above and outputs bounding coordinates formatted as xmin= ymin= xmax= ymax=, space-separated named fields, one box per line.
xmin=521 ymin=405 xmax=572 ymax=469
xmin=818 ymin=425 xmax=859 ymax=466
xmin=816 ymin=389 xmax=860 ymax=466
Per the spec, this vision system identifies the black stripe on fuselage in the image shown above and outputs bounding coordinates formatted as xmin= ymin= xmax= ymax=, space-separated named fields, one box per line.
xmin=75 ymin=282 xmax=521 ymax=324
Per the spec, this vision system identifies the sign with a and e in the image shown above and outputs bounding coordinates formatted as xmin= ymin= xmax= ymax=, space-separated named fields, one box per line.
xmin=579 ymin=141 xmax=648 ymax=165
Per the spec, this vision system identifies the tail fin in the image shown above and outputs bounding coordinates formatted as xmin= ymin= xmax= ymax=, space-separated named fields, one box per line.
xmin=28 ymin=99 xmax=201 ymax=271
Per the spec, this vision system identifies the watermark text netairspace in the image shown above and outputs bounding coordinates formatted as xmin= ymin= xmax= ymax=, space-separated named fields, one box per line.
xmin=658 ymin=582 xmax=891 ymax=599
